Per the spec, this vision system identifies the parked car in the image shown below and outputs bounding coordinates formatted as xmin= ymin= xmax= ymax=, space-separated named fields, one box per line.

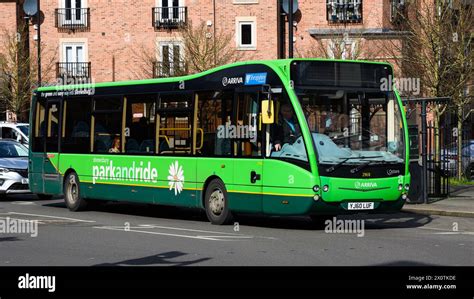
xmin=0 ymin=122 xmax=29 ymax=147
xmin=440 ymin=139 xmax=474 ymax=180
xmin=0 ymin=139 xmax=30 ymax=197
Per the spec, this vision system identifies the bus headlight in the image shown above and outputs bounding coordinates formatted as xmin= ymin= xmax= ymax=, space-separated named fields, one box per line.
xmin=404 ymin=184 xmax=410 ymax=191
xmin=398 ymin=184 xmax=403 ymax=191
xmin=313 ymin=195 xmax=320 ymax=201
xmin=313 ymin=185 xmax=320 ymax=192
xmin=402 ymin=194 xmax=408 ymax=200
xmin=322 ymin=185 xmax=329 ymax=192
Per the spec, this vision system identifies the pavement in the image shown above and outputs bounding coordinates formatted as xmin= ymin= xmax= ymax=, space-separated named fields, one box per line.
xmin=403 ymin=185 xmax=474 ymax=218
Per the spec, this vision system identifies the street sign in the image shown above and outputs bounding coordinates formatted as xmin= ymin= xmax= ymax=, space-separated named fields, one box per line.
xmin=23 ymin=0 xmax=38 ymax=16
xmin=281 ymin=0 xmax=298 ymax=15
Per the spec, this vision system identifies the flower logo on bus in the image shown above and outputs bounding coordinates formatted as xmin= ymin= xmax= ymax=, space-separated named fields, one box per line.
xmin=168 ymin=161 xmax=184 ymax=195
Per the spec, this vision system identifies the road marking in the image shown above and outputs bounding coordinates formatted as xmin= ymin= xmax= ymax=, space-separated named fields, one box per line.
xmin=1 ymin=212 xmax=96 ymax=223
xmin=95 ymin=226 xmax=224 ymax=241
xmin=11 ymin=201 xmax=35 ymax=205
xmin=433 ymin=231 xmax=474 ymax=235
xmin=137 ymin=224 xmax=243 ymax=235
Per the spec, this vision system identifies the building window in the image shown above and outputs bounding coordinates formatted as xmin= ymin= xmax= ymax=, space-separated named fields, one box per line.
xmin=327 ymin=39 xmax=357 ymax=60
xmin=326 ymin=0 xmax=362 ymax=23
xmin=57 ymin=42 xmax=91 ymax=80
xmin=55 ymin=0 xmax=90 ymax=30
xmin=153 ymin=0 xmax=187 ymax=29
xmin=153 ymin=42 xmax=185 ymax=78
xmin=236 ymin=17 xmax=257 ymax=50
xmin=390 ymin=0 xmax=406 ymax=24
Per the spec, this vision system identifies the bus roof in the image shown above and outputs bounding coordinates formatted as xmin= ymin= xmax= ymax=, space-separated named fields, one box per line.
xmin=36 ymin=58 xmax=392 ymax=93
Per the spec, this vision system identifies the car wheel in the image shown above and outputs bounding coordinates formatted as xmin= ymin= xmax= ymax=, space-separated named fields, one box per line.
xmin=64 ymin=172 xmax=87 ymax=211
xmin=204 ymin=179 xmax=233 ymax=225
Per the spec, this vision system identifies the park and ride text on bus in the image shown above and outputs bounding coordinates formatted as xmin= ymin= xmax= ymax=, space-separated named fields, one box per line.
xmin=29 ymin=59 xmax=410 ymax=224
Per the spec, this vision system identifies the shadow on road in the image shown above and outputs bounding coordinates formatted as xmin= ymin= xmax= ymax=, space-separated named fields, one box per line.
xmin=93 ymin=251 xmax=211 ymax=266
xmin=39 ymin=199 xmax=435 ymax=231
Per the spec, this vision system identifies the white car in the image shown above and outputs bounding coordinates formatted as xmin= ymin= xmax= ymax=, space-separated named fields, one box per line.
xmin=0 ymin=122 xmax=29 ymax=147
xmin=0 ymin=139 xmax=30 ymax=197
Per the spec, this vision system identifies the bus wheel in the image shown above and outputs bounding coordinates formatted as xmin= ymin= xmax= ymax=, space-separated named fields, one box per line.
xmin=64 ymin=172 xmax=87 ymax=211
xmin=204 ymin=179 xmax=233 ymax=225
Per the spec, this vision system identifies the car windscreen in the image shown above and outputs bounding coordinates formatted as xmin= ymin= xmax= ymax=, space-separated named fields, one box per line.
xmin=0 ymin=142 xmax=28 ymax=157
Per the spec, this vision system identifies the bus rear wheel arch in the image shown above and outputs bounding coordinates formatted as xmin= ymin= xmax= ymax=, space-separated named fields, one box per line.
xmin=64 ymin=171 xmax=88 ymax=211
xmin=204 ymin=178 xmax=233 ymax=225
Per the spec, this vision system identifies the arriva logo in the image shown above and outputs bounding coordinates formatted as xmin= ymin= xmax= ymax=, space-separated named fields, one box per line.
xmin=222 ymin=77 xmax=243 ymax=86
xmin=354 ymin=181 xmax=378 ymax=189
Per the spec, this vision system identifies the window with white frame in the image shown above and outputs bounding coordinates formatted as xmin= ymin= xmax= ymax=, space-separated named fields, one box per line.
xmin=62 ymin=0 xmax=86 ymax=25
xmin=156 ymin=41 xmax=184 ymax=77
xmin=327 ymin=39 xmax=357 ymax=60
xmin=156 ymin=0 xmax=186 ymax=25
xmin=236 ymin=17 xmax=256 ymax=50
xmin=60 ymin=42 xmax=89 ymax=78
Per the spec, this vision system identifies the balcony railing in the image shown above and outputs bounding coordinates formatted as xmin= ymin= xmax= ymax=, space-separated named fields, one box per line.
xmin=152 ymin=7 xmax=187 ymax=29
xmin=56 ymin=62 xmax=91 ymax=80
xmin=327 ymin=0 xmax=363 ymax=23
xmin=55 ymin=8 xmax=90 ymax=30
xmin=153 ymin=61 xmax=187 ymax=78
xmin=390 ymin=0 xmax=406 ymax=24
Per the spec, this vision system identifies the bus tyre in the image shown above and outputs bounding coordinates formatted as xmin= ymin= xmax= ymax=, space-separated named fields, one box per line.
xmin=204 ymin=179 xmax=233 ymax=225
xmin=64 ymin=172 xmax=87 ymax=211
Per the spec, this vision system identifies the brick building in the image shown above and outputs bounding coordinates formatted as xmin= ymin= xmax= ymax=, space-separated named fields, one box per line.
xmin=0 ymin=0 xmax=406 ymax=84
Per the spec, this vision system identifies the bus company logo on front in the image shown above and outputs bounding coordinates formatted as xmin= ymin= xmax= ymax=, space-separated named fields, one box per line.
xmin=387 ymin=169 xmax=400 ymax=175
xmin=354 ymin=181 xmax=378 ymax=189
xmin=222 ymin=76 xmax=243 ymax=86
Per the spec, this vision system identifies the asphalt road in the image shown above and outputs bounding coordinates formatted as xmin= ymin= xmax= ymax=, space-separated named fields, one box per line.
xmin=0 ymin=194 xmax=472 ymax=266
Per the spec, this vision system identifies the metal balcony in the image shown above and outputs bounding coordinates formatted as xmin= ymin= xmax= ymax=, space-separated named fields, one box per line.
xmin=152 ymin=7 xmax=187 ymax=29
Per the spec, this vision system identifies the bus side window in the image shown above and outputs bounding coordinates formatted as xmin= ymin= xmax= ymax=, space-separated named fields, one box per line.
xmin=234 ymin=92 xmax=262 ymax=158
xmin=92 ymin=96 xmax=123 ymax=153
xmin=196 ymin=90 xmax=233 ymax=157
xmin=33 ymin=100 xmax=46 ymax=152
xmin=124 ymin=95 xmax=156 ymax=154
xmin=62 ymin=97 xmax=91 ymax=153
xmin=157 ymin=92 xmax=193 ymax=155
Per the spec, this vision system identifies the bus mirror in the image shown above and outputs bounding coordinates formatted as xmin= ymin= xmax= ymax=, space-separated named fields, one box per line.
xmin=261 ymin=100 xmax=274 ymax=124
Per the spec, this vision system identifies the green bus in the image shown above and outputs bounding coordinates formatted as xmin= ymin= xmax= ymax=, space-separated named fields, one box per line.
xmin=29 ymin=59 xmax=410 ymax=225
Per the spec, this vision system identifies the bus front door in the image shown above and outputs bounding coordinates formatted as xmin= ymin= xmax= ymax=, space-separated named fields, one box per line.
xmin=231 ymin=91 xmax=263 ymax=213
xmin=42 ymin=99 xmax=62 ymax=195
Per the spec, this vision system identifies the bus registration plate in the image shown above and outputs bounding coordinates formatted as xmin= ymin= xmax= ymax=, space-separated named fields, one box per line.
xmin=347 ymin=202 xmax=374 ymax=210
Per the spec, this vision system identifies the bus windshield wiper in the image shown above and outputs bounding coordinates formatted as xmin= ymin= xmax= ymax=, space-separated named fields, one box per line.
xmin=349 ymin=157 xmax=384 ymax=174
xmin=325 ymin=156 xmax=382 ymax=173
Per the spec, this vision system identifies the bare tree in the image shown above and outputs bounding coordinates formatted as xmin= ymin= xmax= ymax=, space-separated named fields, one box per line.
xmin=381 ymin=0 xmax=473 ymax=179
xmin=297 ymin=29 xmax=384 ymax=61
xmin=0 ymin=26 xmax=56 ymax=122
xmin=180 ymin=21 xmax=239 ymax=74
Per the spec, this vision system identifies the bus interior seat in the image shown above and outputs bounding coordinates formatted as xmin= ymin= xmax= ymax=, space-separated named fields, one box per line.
xmin=72 ymin=121 xmax=90 ymax=137
xmin=139 ymin=139 xmax=155 ymax=153
xmin=126 ymin=139 xmax=140 ymax=152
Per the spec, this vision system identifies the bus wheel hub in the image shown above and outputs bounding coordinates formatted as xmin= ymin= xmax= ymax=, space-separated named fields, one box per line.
xmin=210 ymin=189 xmax=224 ymax=215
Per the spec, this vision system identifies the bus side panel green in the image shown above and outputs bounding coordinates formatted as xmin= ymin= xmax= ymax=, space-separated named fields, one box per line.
xmin=28 ymin=154 xmax=44 ymax=194
xmin=195 ymin=158 xmax=234 ymax=207
xmin=229 ymin=159 xmax=263 ymax=213
xmin=57 ymin=154 xmax=198 ymax=208
xmin=44 ymin=153 xmax=62 ymax=195
xmin=318 ymin=176 xmax=405 ymax=202
xmin=262 ymin=159 xmax=316 ymax=215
